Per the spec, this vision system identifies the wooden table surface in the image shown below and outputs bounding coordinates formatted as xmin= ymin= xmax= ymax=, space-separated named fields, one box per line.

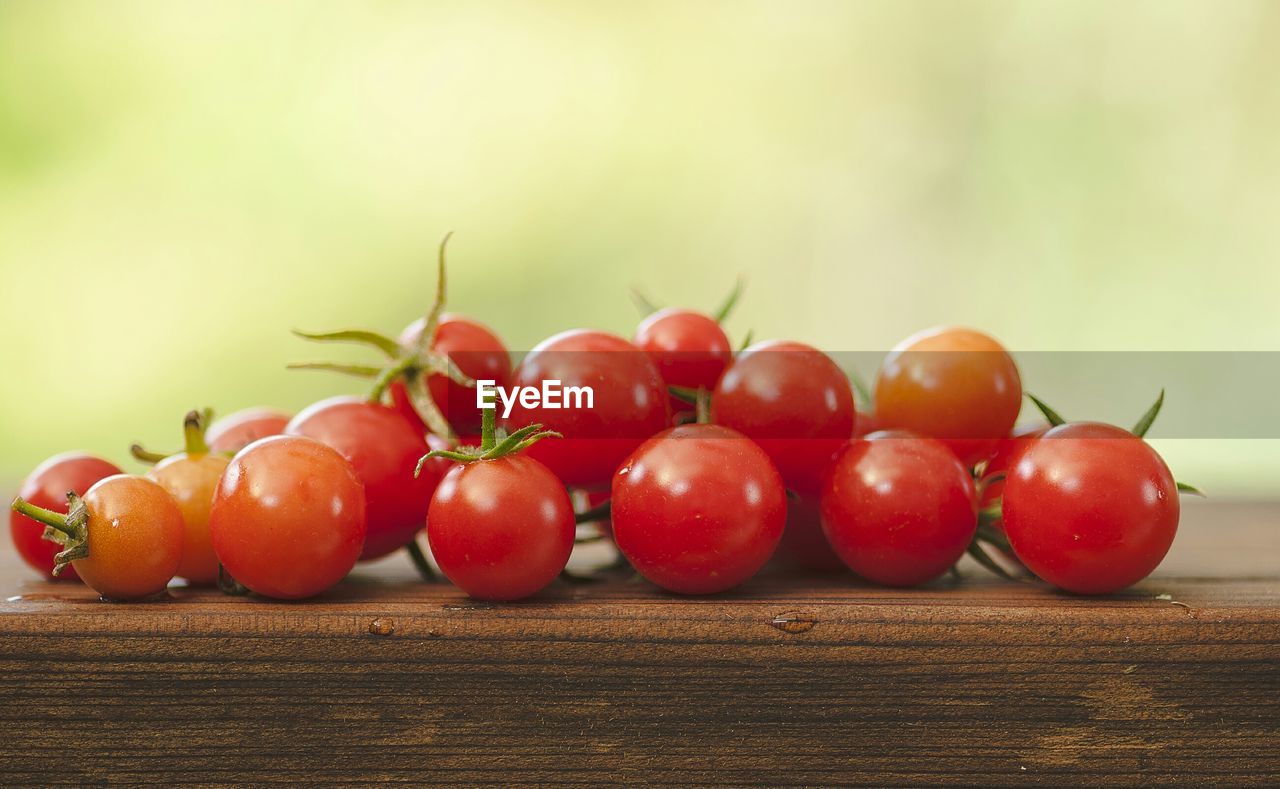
xmin=0 ymin=498 xmax=1276 ymax=785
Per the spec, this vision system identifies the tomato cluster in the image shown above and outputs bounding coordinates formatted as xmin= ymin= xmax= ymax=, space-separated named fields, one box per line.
xmin=8 ymin=245 xmax=1196 ymax=602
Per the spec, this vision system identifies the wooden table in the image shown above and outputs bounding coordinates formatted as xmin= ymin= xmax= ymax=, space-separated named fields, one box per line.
xmin=0 ymin=498 xmax=1276 ymax=785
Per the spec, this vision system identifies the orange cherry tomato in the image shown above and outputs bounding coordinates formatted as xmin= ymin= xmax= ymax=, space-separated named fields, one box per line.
xmin=874 ymin=327 xmax=1022 ymax=466
xmin=11 ymin=475 xmax=184 ymax=601
xmin=148 ymin=453 xmax=228 ymax=586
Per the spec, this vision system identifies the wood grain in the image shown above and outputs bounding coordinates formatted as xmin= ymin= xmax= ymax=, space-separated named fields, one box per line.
xmin=0 ymin=498 xmax=1275 ymax=785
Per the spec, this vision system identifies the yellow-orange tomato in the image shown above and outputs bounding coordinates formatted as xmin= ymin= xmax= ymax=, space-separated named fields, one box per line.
xmin=148 ymin=452 xmax=229 ymax=585
xmin=73 ymin=475 xmax=184 ymax=600
xmin=874 ymin=327 xmax=1022 ymax=466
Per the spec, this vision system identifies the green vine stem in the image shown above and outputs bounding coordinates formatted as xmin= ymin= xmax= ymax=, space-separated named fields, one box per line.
xmin=574 ymin=500 xmax=612 ymax=525
xmin=405 ymin=538 xmax=437 ymax=582
xmin=289 ymin=234 xmax=477 ymax=440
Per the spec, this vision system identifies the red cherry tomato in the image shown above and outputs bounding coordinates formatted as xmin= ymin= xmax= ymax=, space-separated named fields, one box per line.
xmin=427 ymin=454 xmax=574 ymax=601
xmin=874 ymin=326 xmax=1022 ymax=466
xmin=774 ymin=489 xmax=847 ymax=572
xmin=206 ymin=407 xmax=291 ymax=455
xmin=148 ymin=450 xmax=229 ymax=586
xmin=504 ymin=329 xmax=669 ymax=489
xmin=395 ymin=313 xmax=512 ymax=435
xmin=633 ymin=308 xmax=732 ymax=419
xmin=821 ymin=432 xmax=978 ymax=587
xmin=711 ymin=340 xmax=855 ymax=487
xmin=979 ymin=423 xmax=1050 ymax=510
xmin=210 ymin=436 xmax=366 ymax=600
xmin=9 ymin=453 xmax=123 ymax=580
xmin=1001 ymin=422 xmax=1180 ymax=595
xmin=287 ymin=396 xmax=442 ymax=560
xmin=612 ymin=424 xmax=787 ymax=595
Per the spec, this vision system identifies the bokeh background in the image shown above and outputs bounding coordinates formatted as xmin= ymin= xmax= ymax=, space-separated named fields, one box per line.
xmin=2 ymin=0 xmax=1278 ymax=493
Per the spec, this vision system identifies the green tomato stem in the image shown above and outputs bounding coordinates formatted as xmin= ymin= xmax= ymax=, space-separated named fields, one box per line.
xmin=182 ymin=409 xmax=210 ymax=456
xmin=405 ymin=539 xmax=437 ymax=582
xmin=130 ymin=444 xmax=169 ymax=465
xmin=10 ymin=497 xmax=74 ymax=538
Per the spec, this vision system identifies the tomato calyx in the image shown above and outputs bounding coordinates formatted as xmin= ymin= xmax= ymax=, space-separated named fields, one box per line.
xmin=10 ymin=493 xmax=90 ymax=575
xmin=632 ymin=277 xmax=746 ymax=325
xmin=131 ymin=408 xmax=215 ymax=464
xmin=414 ymin=399 xmax=560 ymax=473
xmin=289 ymin=234 xmax=473 ymax=439
xmin=1021 ymin=388 xmax=1203 ymax=495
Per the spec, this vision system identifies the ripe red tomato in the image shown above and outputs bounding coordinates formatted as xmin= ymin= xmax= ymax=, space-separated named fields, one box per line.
xmin=206 ymin=407 xmax=291 ymax=455
xmin=633 ymin=308 xmax=732 ymax=418
xmin=611 ymin=424 xmax=787 ymax=595
xmin=13 ymin=474 xmax=184 ymax=600
xmin=1001 ymin=422 xmax=1179 ymax=595
xmin=504 ymin=329 xmax=669 ymax=489
xmin=9 ymin=452 xmax=122 ymax=580
xmin=287 ymin=397 xmax=442 ymax=560
xmin=395 ymin=313 xmax=512 ymax=435
xmin=821 ymin=432 xmax=978 ymax=586
xmin=711 ymin=340 xmax=855 ymax=487
xmin=427 ymin=454 xmax=574 ymax=601
xmin=148 ymin=447 xmax=229 ymax=587
xmin=773 ymin=489 xmax=847 ymax=572
xmin=874 ymin=326 xmax=1022 ymax=466
xmin=979 ymin=422 xmax=1050 ymax=509
xmin=210 ymin=435 xmax=366 ymax=599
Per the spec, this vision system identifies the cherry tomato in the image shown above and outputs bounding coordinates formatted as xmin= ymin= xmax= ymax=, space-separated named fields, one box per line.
xmin=874 ymin=326 xmax=1022 ymax=466
xmin=774 ymin=488 xmax=846 ymax=572
xmin=711 ymin=340 xmax=855 ymax=487
xmin=633 ymin=308 xmax=732 ymax=419
xmin=612 ymin=424 xmax=787 ymax=595
xmin=1001 ymin=422 xmax=1179 ymax=595
xmin=210 ymin=435 xmax=366 ymax=600
xmin=427 ymin=454 xmax=574 ymax=601
xmin=8 ymin=452 xmax=123 ymax=580
xmin=504 ymin=329 xmax=669 ymax=489
xmin=150 ymin=462 xmax=228 ymax=589
xmin=979 ymin=422 xmax=1050 ymax=509
xmin=9 ymin=450 xmax=122 ymax=578
xmin=394 ymin=313 xmax=512 ymax=436
xmin=13 ymin=475 xmax=184 ymax=600
xmin=287 ymin=396 xmax=442 ymax=560
xmin=821 ymin=432 xmax=978 ymax=587
xmin=206 ymin=407 xmax=291 ymax=455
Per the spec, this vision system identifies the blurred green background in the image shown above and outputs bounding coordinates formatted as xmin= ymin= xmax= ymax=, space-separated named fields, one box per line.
xmin=2 ymin=1 xmax=1278 ymax=493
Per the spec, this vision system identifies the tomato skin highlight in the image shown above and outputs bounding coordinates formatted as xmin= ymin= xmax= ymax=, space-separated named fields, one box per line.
xmin=711 ymin=340 xmax=856 ymax=487
xmin=821 ymin=432 xmax=978 ymax=587
xmin=147 ymin=451 xmax=230 ymax=585
xmin=9 ymin=452 xmax=122 ymax=580
xmin=633 ymin=308 xmax=732 ymax=419
xmin=1001 ymin=422 xmax=1179 ymax=595
xmin=210 ymin=436 xmax=367 ymax=600
xmin=427 ymin=455 xmax=574 ymax=601
xmin=287 ymin=396 xmax=441 ymax=560
xmin=206 ymin=407 xmax=291 ymax=455
xmin=73 ymin=475 xmax=185 ymax=601
xmin=611 ymin=424 xmax=787 ymax=595
xmin=504 ymin=329 xmax=669 ymax=490
xmin=874 ymin=326 xmax=1022 ymax=466
xmin=396 ymin=313 xmax=512 ymax=436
